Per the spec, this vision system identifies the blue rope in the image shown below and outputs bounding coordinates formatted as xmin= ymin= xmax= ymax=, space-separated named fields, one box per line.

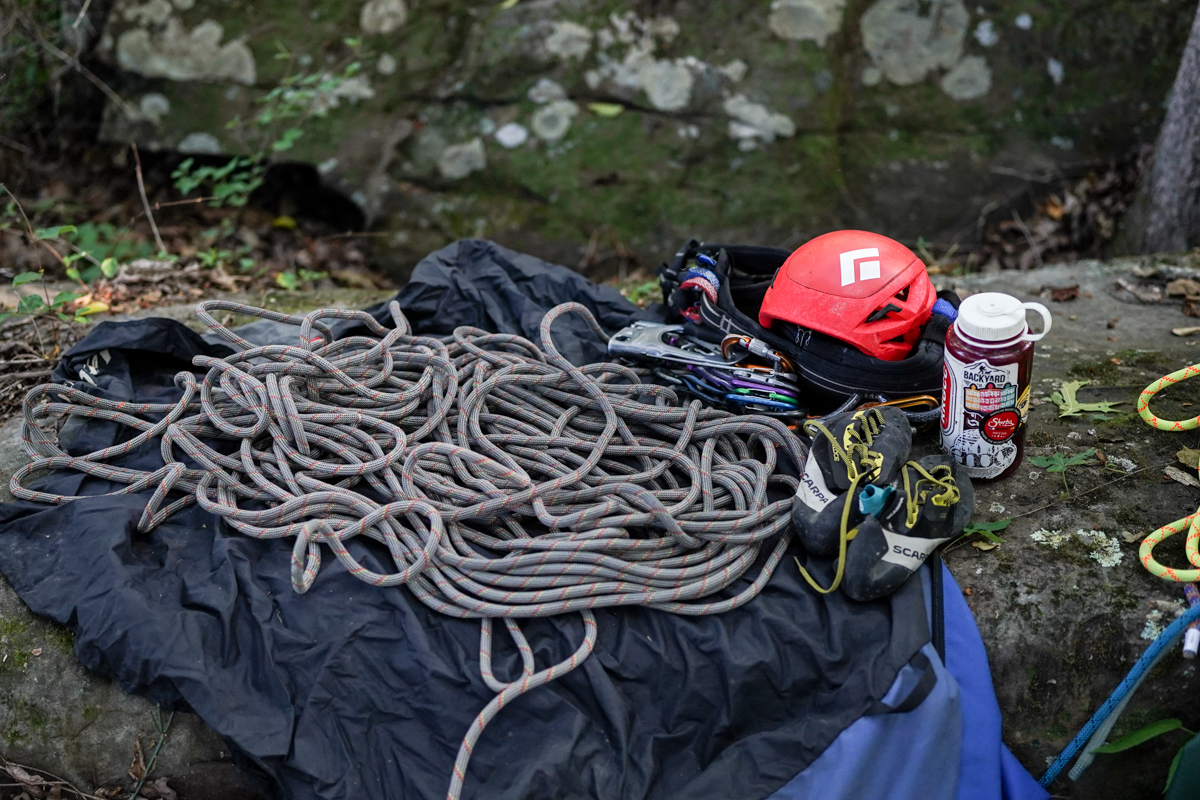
xmin=1039 ymin=602 xmax=1200 ymax=786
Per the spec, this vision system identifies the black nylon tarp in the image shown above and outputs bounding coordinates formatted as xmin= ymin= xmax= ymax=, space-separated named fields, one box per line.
xmin=0 ymin=240 xmax=928 ymax=800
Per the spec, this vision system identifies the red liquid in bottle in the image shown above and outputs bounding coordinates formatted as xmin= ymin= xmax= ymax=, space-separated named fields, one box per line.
xmin=940 ymin=293 xmax=1051 ymax=481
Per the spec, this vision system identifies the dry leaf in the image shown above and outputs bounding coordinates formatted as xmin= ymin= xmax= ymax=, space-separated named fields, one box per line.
xmin=5 ymin=764 xmax=45 ymax=798
xmin=139 ymin=777 xmax=177 ymax=800
xmin=1165 ymin=465 xmax=1200 ymax=489
xmin=1117 ymin=277 xmax=1163 ymax=303
xmin=1179 ymin=448 xmax=1200 ymax=470
xmin=972 ymin=541 xmax=999 ymax=551
xmin=129 ymin=738 xmax=146 ymax=782
xmin=30 ymin=648 xmax=41 ymax=657
xmin=1120 ymin=531 xmax=1144 ymax=543
xmin=1173 ymin=326 xmax=1200 ymax=336
xmin=1048 ymin=284 xmax=1079 ymax=302
xmin=1166 ymin=278 xmax=1200 ymax=297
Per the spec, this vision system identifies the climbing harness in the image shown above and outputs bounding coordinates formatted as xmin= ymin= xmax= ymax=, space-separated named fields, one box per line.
xmin=12 ymin=299 xmax=808 ymax=800
xmin=1041 ymin=360 xmax=1200 ymax=787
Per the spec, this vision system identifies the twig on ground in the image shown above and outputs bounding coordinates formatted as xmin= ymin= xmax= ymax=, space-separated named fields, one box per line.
xmin=71 ymin=0 xmax=94 ymax=29
xmin=131 ymin=144 xmax=166 ymax=254
xmin=1011 ymin=209 xmax=1043 ymax=270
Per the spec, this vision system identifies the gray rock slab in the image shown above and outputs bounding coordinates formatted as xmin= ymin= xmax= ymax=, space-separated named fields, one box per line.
xmin=0 ymin=417 xmax=227 ymax=792
xmin=938 ymin=256 xmax=1200 ymax=798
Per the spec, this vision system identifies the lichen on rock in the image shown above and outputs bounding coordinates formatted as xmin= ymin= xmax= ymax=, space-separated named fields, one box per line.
xmin=177 ymin=131 xmax=221 ymax=154
xmin=768 ymin=0 xmax=847 ymax=47
xmin=723 ymin=94 xmax=796 ymax=145
xmin=860 ymin=0 xmax=969 ymax=86
xmin=360 ymin=0 xmax=407 ymax=35
xmin=940 ymin=55 xmax=992 ymax=101
xmin=116 ymin=18 xmax=255 ymax=84
xmin=544 ymin=21 xmax=593 ymax=60
xmin=531 ymin=100 xmax=580 ymax=143
xmin=437 ymin=138 xmax=486 ymax=180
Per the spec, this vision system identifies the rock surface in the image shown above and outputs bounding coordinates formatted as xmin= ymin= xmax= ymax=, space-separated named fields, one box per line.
xmin=85 ymin=0 xmax=1194 ymax=277
xmin=0 ymin=418 xmax=231 ymax=794
xmin=939 ymin=256 xmax=1200 ymax=799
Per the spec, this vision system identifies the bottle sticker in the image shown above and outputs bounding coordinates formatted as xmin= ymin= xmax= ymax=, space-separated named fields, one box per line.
xmin=942 ymin=352 xmax=1021 ymax=479
xmin=796 ymin=450 xmax=835 ymax=512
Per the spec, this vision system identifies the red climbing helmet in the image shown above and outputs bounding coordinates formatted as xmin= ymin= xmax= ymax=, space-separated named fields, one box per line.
xmin=758 ymin=230 xmax=936 ymax=361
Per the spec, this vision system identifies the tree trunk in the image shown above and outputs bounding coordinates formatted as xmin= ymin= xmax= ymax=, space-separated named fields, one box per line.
xmin=1139 ymin=1 xmax=1200 ymax=252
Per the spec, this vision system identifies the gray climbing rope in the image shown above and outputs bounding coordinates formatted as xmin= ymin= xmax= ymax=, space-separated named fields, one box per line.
xmin=12 ymin=299 xmax=807 ymax=800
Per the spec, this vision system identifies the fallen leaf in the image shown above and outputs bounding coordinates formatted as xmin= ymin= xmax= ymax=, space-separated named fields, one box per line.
xmin=139 ymin=777 xmax=178 ymax=800
xmin=272 ymin=216 xmax=297 ymax=230
xmin=30 ymin=647 xmax=41 ymax=656
xmin=129 ymin=738 xmax=146 ymax=782
xmin=1179 ymin=448 xmax=1200 ymax=470
xmin=1121 ymin=531 xmax=1144 ymax=543
xmin=963 ymin=587 xmax=973 ymax=596
xmin=972 ymin=541 xmax=999 ymax=551
xmin=1186 ymin=297 xmax=1200 ymax=318
xmin=5 ymin=765 xmax=45 ymax=798
xmin=1048 ymin=284 xmax=1079 ymax=302
xmin=1107 ymin=318 xmax=1119 ymax=329
xmin=1117 ymin=277 xmax=1163 ymax=303
xmin=1173 ymin=326 xmax=1200 ymax=336
xmin=1166 ymin=278 xmax=1200 ymax=297
xmin=1165 ymin=465 xmax=1200 ymax=489
xmin=1048 ymin=381 xmax=1125 ymax=417
xmin=587 ymin=102 xmax=625 ymax=117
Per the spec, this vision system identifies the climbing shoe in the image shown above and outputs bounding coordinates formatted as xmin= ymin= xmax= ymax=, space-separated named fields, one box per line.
xmin=791 ymin=406 xmax=912 ymax=558
xmin=842 ymin=455 xmax=974 ymax=603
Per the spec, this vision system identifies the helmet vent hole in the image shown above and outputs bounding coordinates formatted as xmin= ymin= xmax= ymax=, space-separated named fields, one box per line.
xmin=894 ymin=286 xmax=910 ymax=302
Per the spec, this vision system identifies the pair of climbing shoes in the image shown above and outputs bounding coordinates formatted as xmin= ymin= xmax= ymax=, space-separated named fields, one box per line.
xmin=793 ymin=406 xmax=974 ymax=602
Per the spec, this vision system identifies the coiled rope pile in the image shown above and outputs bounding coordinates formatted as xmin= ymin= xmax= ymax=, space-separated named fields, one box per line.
xmin=10 ymin=299 xmax=807 ymax=800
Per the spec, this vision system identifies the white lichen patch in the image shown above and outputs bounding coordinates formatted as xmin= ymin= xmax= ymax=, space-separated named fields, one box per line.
xmin=436 ymin=138 xmax=486 ymax=180
xmin=360 ymin=0 xmax=407 ymax=35
xmin=1031 ymin=528 xmax=1124 ymax=568
xmin=530 ymin=100 xmax=580 ymax=142
xmin=723 ymin=94 xmax=796 ymax=145
xmin=138 ymin=92 xmax=170 ymax=124
xmin=640 ymin=59 xmax=694 ymax=112
xmin=719 ymin=59 xmax=748 ymax=82
xmin=1078 ymin=530 xmax=1123 ymax=568
xmin=116 ymin=18 xmax=256 ymax=84
xmin=1107 ymin=455 xmax=1137 ymax=473
xmin=376 ymin=54 xmax=397 ymax=75
xmin=860 ymin=0 xmax=968 ymax=85
xmin=123 ymin=0 xmax=174 ymax=25
xmin=940 ymin=56 xmax=991 ymax=100
xmin=1141 ymin=612 xmax=1164 ymax=641
xmin=974 ymin=20 xmax=998 ymax=47
xmin=1030 ymin=528 xmax=1069 ymax=549
xmin=767 ymin=0 xmax=847 ymax=47
xmin=544 ymin=21 xmax=593 ymax=60
xmin=527 ymin=78 xmax=567 ymax=104
xmin=177 ymin=132 xmax=221 ymax=154
xmin=494 ymin=122 xmax=529 ymax=149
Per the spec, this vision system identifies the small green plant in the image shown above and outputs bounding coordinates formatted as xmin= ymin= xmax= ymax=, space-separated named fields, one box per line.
xmin=1029 ymin=448 xmax=1098 ymax=495
xmin=1091 ymin=717 xmax=1195 ymax=793
xmin=172 ymin=44 xmax=367 ymax=209
xmin=2 ymin=269 xmax=104 ymax=325
xmin=1048 ymin=380 xmax=1125 ymax=418
xmin=275 ymin=269 xmax=328 ymax=291
xmin=946 ymin=517 xmax=1010 ymax=553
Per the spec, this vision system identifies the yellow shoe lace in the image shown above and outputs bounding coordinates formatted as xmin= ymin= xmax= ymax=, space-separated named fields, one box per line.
xmin=796 ymin=408 xmax=887 ymax=595
xmin=901 ymin=462 xmax=961 ymax=529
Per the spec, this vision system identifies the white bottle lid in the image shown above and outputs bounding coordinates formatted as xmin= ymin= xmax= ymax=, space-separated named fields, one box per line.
xmin=956 ymin=292 xmax=1052 ymax=343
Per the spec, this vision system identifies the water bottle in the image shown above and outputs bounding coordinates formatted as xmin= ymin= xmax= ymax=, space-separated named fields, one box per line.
xmin=941 ymin=292 xmax=1052 ymax=480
